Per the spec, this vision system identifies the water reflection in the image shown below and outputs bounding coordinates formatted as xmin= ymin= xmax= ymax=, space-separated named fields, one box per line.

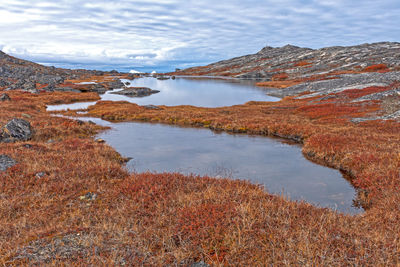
xmin=102 ymin=77 xmax=278 ymax=107
xmin=47 ymin=77 xmax=278 ymax=111
xmin=94 ymin=120 xmax=360 ymax=214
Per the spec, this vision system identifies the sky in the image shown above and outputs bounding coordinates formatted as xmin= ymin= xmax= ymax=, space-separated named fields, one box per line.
xmin=0 ymin=0 xmax=399 ymax=72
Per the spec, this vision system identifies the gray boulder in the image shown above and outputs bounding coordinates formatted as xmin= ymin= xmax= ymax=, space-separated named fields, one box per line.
xmin=0 ymin=155 xmax=16 ymax=171
xmin=110 ymin=87 xmax=160 ymax=97
xmin=104 ymin=79 xmax=124 ymax=89
xmin=91 ymin=83 xmax=107 ymax=94
xmin=53 ymin=87 xmax=81 ymax=93
xmin=0 ymin=118 xmax=33 ymax=143
xmin=22 ymin=80 xmax=37 ymax=91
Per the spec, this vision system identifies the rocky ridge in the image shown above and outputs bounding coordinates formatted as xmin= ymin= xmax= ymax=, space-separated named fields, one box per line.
xmin=0 ymin=50 xmax=129 ymax=93
xmin=173 ymin=42 xmax=400 ymax=80
xmin=172 ymin=42 xmax=400 ymax=120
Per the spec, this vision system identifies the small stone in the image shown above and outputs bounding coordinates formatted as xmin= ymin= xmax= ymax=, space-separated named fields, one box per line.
xmin=95 ymin=138 xmax=105 ymax=143
xmin=0 ymin=93 xmax=11 ymax=101
xmin=22 ymin=113 xmax=32 ymax=119
xmin=0 ymin=155 xmax=17 ymax=172
xmin=35 ymin=172 xmax=46 ymax=178
xmin=122 ymin=157 xmax=133 ymax=163
xmin=80 ymin=192 xmax=97 ymax=201
xmin=143 ymin=105 xmax=161 ymax=110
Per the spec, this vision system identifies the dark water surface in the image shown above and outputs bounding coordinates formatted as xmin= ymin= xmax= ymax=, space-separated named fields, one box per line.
xmin=87 ymin=118 xmax=360 ymax=214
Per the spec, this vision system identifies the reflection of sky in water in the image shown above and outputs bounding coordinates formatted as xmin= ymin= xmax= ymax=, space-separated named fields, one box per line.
xmin=97 ymin=121 xmax=360 ymax=214
xmin=101 ymin=77 xmax=278 ymax=107
xmin=48 ymin=78 xmax=360 ymax=214
xmin=47 ymin=77 xmax=279 ymax=111
xmin=47 ymin=101 xmax=97 ymax=111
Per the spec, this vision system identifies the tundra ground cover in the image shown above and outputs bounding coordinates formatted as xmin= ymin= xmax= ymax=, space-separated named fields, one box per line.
xmin=2 ymin=75 xmax=400 ymax=265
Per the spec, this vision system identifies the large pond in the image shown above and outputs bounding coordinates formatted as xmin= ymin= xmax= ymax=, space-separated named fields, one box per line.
xmin=48 ymin=77 xmax=361 ymax=214
xmin=47 ymin=77 xmax=278 ymax=111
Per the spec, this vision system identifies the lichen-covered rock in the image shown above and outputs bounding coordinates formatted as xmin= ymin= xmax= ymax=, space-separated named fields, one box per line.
xmin=0 ymin=118 xmax=33 ymax=143
xmin=0 ymin=155 xmax=16 ymax=171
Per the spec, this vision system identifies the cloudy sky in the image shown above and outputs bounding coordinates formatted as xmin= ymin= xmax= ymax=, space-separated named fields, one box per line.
xmin=0 ymin=0 xmax=399 ymax=71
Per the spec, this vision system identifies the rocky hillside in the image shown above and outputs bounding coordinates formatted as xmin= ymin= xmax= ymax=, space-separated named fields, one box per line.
xmin=172 ymin=42 xmax=400 ymax=120
xmin=172 ymin=42 xmax=400 ymax=80
xmin=0 ymin=51 xmax=128 ymax=93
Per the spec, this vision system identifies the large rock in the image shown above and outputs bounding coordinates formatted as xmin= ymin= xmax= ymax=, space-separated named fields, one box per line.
xmin=103 ymin=79 xmax=124 ymax=89
xmin=0 ymin=155 xmax=16 ymax=171
xmin=157 ymin=76 xmax=170 ymax=80
xmin=110 ymin=87 xmax=160 ymax=97
xmin=0 ymin=118 xmax=33 ymax=143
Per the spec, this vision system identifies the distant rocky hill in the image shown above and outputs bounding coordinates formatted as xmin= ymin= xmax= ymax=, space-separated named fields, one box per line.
xmin=171 ymin=42 xmax=400 ymax=120
xmin=172 ymin=42 xmax=400 ymax=80
xmin=0 ymin=51 xmax=125 ymax=93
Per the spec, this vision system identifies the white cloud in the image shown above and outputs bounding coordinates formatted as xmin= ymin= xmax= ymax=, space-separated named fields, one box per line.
xmin=0 ymin=0 xmax=399 ymax=71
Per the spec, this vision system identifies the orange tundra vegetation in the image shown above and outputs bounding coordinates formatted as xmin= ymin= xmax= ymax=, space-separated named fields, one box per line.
xmin=2 ymin=79 xmax=400 ymax=265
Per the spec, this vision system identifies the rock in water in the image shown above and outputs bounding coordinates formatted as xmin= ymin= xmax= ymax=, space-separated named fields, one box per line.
xmin=0 ymin=93 xmax=11 ymax=101
xmin=0 ymin=155 xmax=16 ymax=171
xmin=110 ymin=87 xmax=160 ymax=97
xmin=0 ymin=118 xmax=33 ymax=143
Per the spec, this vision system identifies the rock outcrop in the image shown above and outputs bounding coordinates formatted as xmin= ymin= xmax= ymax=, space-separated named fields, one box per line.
xmin=0 ymin=118 xmax=33 ymax=143
xmin=172 ymin=42 xmax=400 ymax=80
xmin=0 ymin=50 xmax=123 ymax=93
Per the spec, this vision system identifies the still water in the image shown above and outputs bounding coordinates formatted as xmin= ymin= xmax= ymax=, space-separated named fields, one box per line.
xmin=104 ymin=77 xmax=278 ymax=107
xmin=47 ymin=77 xmax=278 ymax=111
xmin=47 ymin=77 xmax=360 ymax=214
xmin=77 ymin=117 xmax=359 ymax=214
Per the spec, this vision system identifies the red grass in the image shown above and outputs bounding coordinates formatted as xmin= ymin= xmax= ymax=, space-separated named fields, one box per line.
xmin=294 ymin=60 xmax=312 ymax=67
xmin=2 ymin=79 xmax=400 ymax=265
xmin=364 ymin=64 xmax=388 ymax=72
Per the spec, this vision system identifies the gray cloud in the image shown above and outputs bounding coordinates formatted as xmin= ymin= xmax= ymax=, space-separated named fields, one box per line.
xmin=0 ymin=0 xmax=399 ymax=71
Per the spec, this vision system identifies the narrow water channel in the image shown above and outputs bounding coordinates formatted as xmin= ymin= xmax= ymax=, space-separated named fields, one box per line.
xmin=48 ymin=77 xmax=361 ymax=214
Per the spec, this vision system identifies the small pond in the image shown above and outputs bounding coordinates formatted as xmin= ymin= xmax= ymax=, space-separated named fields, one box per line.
xmin=72 ymin=117 xmax=360 ymax=214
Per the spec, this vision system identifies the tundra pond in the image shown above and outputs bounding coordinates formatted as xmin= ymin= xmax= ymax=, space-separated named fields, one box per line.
xmin=48 ymin=77 xmax=361 ymax=214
